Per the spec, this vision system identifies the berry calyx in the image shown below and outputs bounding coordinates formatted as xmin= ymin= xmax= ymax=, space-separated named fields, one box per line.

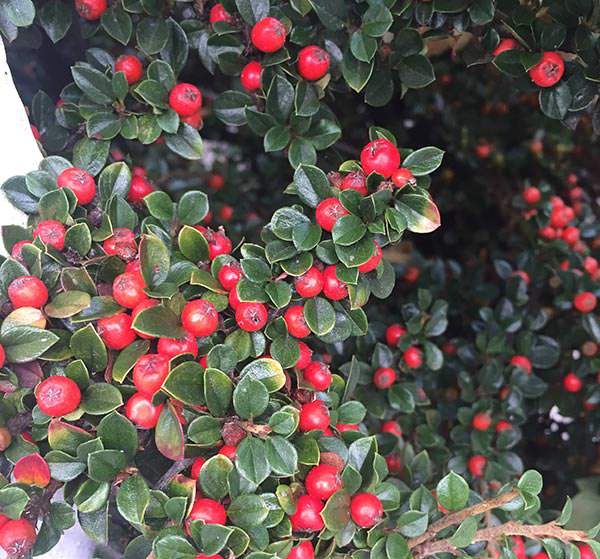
xmin=305 ymin=464 xmax=342 ymax=500
xmin=563 ymin=372 xmax=583 ymax=393
xmin=574 ymin=292 xmax=597 ymax=313
xmin=391 ymin=167 xmax=416 ymax=189
xmin=103 ymin=228 xmax=137 ymax=261
xmin=133 ymin=354 xmax=170 ymax=396
xmin=97 ymin=312 xmax=137 ymax=350
xmin=33 ymin=220 xmax=66 ymax=250
xmin=57 ymin=167 xmax=96 ymax=205
xmin=209 ymin=3 xmax=233 ymax=26
xmin=297 ymin=46 xmax=330 ymax=81
xmin=181 ymin=299 xmax=219 ymax=337
xmin=299 ymin=400 xmax=330 ymax=432
xmin=169 ymin=83 xmax=203 ymax=117
xmin=74 ymin=0 xmax=107 ymax=20
xmin=236 ymin=301 xmax=268 ymax=332
xmin=358 ymin=242 xmax=382 ymax=273
xmin=295 ymin=266 xmax=324 ymax=298
xmin=128 ymin=175 xmax=154 ymax=203
xmin=373 ymin=367 xmax=396 ymax=389
xmin=240 ymin=61 xmax=263 ymax=92
xmin=112 ymin=272 xmax=148 ymax=309
xmin=509 ymin=355 xmax=532 ymax=374
xmin=472 ymin=412 xmax=492 ymax=431
xmin=284 ymin=305 xmax=311 ymax=338
xmin=467 ymin=455 xmax=487 ymax=477
xmin=115 ymin=55 xmax=144 ymax=84
xmin=360 ymin=139 xmax=401 ymax=178
xmin=529 ymin=52 xmax=565 ymax=88
xmin=188 ymin=498 xmax=227 ymax=525
xmin=125 ymin=392 xmax=163 ymax=428
xmin=290 ymin=494 xmax=324 ymax=532
xmin=315 ymin=197 xmax=349 ymax=232
xmin=322 ymin=266 xmax=348 ymax=301
xmin=8 ymin=276 xmax=48 ymax=309
xmin=36 ymin=376 xmax=82 ymax=417
xmin=403 ymin=346 xmax=423 ymax=369
xmin=303 ymin=361 xmax=332 ymax=391
xmin=350 ymin=493 xmax=383 ymax=528
xmin=385 ymin=324 xmax=406 ymax=347
xmin=251 ymin=17 xmax=286 ymax=53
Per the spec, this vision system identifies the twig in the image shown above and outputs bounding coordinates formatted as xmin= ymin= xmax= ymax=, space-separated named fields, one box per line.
xmin=155 ymin=458 xmax=194 ymax=490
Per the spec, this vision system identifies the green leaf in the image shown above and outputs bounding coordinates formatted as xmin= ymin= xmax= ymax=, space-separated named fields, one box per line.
xmin=4 ymin=0 xmax=34 ymax=27
xmin=321 ymin=490 xmax=351 ymax=532
xmin=449 ymin=516 xmax=478 ymax=548
xmin=403 ymin=147 xmax=444 ymax=176
xmin=265 ymin=436 xmax=298 ymax=476
xmin=518 ymin=470 xmax=543 ymax=496
xmin=70 ymin=324 xmax=107 ymax=372
xmin=199 ymin=455 xmax=234 ymax=501
xmin=140 ymin=234 xmax=170 ymax=288
xmin=332 ymin=215 xmax=366 ymax=246
xmin=233 ymin=374 xmax=269 ymax=419
xmin=0 ymin=326 xmax=59 ymax=363
xmin=101 ymin=5 xmax=132 ymax=44
xmin=240 ymin=358 xmax=286 ymax=392
xmin=395 ymin=193 xmax=441 ymax=233
xmin=227 ymin=495 xmax=268 ymax=529
xmin=88 ymin=449 xmax=127 ymax=482
xmin=362 ymin=4 xmax=392 ymax=37
xmin=166 ymin=124 xmax=204 ymax=160
xmin=204 ymin=368 xmax=234 ymax=417
xmin=397 ymin=510 xmax=428 ymax=537
xmin=539 ymin=83 xmax=572 ymax=120
xmin=178 ymin=191 xmax=209 ymax=225
xmin=112 ymin=340 xmax=150 ymax=383
xmin=236 ymin=437 xmax=270 ymax=485
xmin=304 ymin=297 xmax=336 ymax=335
xmin=312 ymin=0 xmax=347 ymax=30
xmin=117 ymin=475 xmax=150 ymax=526
xmin=45 ymin=291 xmax=91 ymax=319
xmin=294 ymin=165 xmax=332 ymax=208
xmin=72 ymin=65 xmax=113 ymax=105
xmin=214 ymin=91 xmax=252 ymax=126
xmin=97 ymin=412 xmax=138 ymax=459
xmin=38 ymin=0 xmax=72 ymax=43
xmin=131 ymin=305 xmax=184 ymax=338
xmin=235 ymin=0 xmax=269 ymax=24
xmin=155 ymin=402 xmax=185 ymax=460
xmin=136 ymin=17 xmax=169 ymax=54
xmin=266 ymin=75 xmax=294 ymax=124
xmin=342 ymin=50 xmax=374 ymax=93
xmin=399 ymin=55 xmax=435 ymax=89
xmin=436 ymin=472 xmax=469 ymax=511
xmin=0 ymin=487 xmax=29 ymax=519
xmin=155 ymin=535 xmax=196 ymax=559
xmin=81 ymin=383 xmax=123 ymax=415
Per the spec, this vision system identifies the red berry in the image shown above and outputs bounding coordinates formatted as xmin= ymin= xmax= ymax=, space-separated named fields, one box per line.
xmin=297 ymin=46 xmax=330 ymax=81
xmin=125 ymin=392 xmax=163 ymax=428
xmin=182 ymin=111 xmax=202 ymax=128
xmin=493 ymin=38 xmax=519 ymax=56
xmin=219 ymin=445 xmax=237 ymax=460
xmin=240 ymin=61 xmax=263 ymax=92
xmin=574 ymin=292 xmax=597 ymax=313
xmin=208 ymin=173 xmax=225 ymax=190
xmin=360 ymin=139 xmax=401 ymax=178
xmin=562 ymin=226 xmax=580 ymax=246
xmin=74 ymin=0 xmax=107 ymax=20
xmin=228 ymin=288 xmax=241 ymax=310
xmin=381 ymin=420 xmax=402 ymax=438
xmin=0 ymin=519 xmax=37 ymax=557
xmin=158 ymin=332 xmax=199 ymax=359
xmin=295 ymin=342 xmax=313 ymax=369
xmin=512 ymin=537 xmax=526 ymax=559
xmin=0 ymin=515 xmax=8 ymax=531
xmin=188 ymin=498 xmax=227 ymax=525
xmin=133 ymin=353 xmax=170 ymax=396
xmin=8 ymin=276 xmax=48 ymax=309
xmin=10 ymin=240 xmax=30 ymax=262
xmin=550 ymin=206 xmax=574 ymax=228
xmin=128 ymin=175 xmax=154 ymax=203
xmin=295 ymin=266 xmax=324 ymax=298
xmin=57 ymin=167 xmax=96 ymax=205
xmin=303 ymin=361 xmax=332 ymax=391
xmin=578 ymin=545 xmax=595 ymax=559
xmin=290 ymin=495 xmax=324 ymax=532
xmin=539 ymin=226 xmax=556 ymax=240
xmin=529 ymin=52 xmax=564 ymax=87
xmin=112 ymin=272 xmax=148 ymax=309
xmin=284 ymin=305 xmax=311 ymax=338
xmin=219 ymin=205 xmax=234 ymax=222
xmin=115 ymin=55 xmax=143 ymax=84
xmin=209 ymin=3 xmax=233 ymax=25
xmin=236 ymin=302 xmax=268 ymax=332
xmin=336 ymin=423 xmax=359 ymax=432
xmin=385 ymin=324 xmax=406 ymax=347
xmin=169 ymin=83 xmax=203 ymax=117
xmin=33 ymin=220 xmax=66 ymax=250
xmin=358 ymin=241 xmax=382 ymax=273
xmin=36 ymin=376 xmax=81 ymax=417
xmin=97 ymin=312 xmax=137 ymax=350
xmin=218 ymin=263 xmax=242 ymax=291
xmin=563 ymin=372 xmax=583 ymax=393
xmin=512 ymin=271 xmax=530 ymax=285
xmin=509 ymin=355 xmax=532 ymax=374
xmin=404 ymin=266 xmax=420 ymax=283
xmin=373 ymin=367 xmax=396 ymax=389
xmin=522 ymin=186 xmax=541 ymax=205
xmin=103 ymin=228 xmax=137 ymax=261
xmin=299 ymin=400 xmax=330 ymax=432
xmin=190 ymin=457 xmax=206 ymax=479
xmin=350 ymin=493 xmax=383 ymax=528
xmin=182 ymin=299 xmax=219 ymax=337
xmin=467 ymin=455 xmax=487 ymax=477
xmin=340 ymin=172 xmax=367 ymax=196
xmin=391 ymin=167 xmax=415 ymax=189
xmin=472 ymin=412 xmax=492 ymax=431
xmin=386 ymin=452 xmax=402 ymax=474
xmin=495 ymin=420 xmax=512 ymax=432
xmin=315 ymin=198 xmax=349 ymax=232
xmin=584 ymin=257 xmax=599 ymax=275
xmin=288 ymin=541 xmax=315 ymax=559
xmin=131 ymin=299 xmax=159 ymax=339
xmin=0 ymin=344 xmax=5 ymax=368
xmin=322 ymin=265 xmax=348 ymax=301
xmin=305 ymin=464 xmax=342 ymax=500
xmin=195 ymin=227 xmax=233 ymax=260
xmin=251 ymin=17 xmax=286 ymax=53
xmin=403 ymin=346 xmax=422 ymax=369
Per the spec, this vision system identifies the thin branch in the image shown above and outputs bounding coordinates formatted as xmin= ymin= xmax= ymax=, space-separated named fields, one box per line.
xmin=155 ymin=458 xmax=194 ymax=490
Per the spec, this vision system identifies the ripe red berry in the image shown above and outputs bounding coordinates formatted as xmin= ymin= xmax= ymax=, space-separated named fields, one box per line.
xmin=236 ymin=301 xmax=268 ymax=332
xmin=169 ymin=83 xmax=203 ymax=117
xmin=493 ymin=38 xmax=519 ymax=56
xmin=181 ymin=110 xmax=202 ymax=128
xmin=522 ymin=186 xmax=541 ymax=205
xmin=381 ymin=420 xmax=402 ymax=438
xmin=158 ymin=332 xmax=199 ymax=359
xmin=336 ymin=423 xmax=359 ymax=432
xmin=288 ymin=541 xmax=315 ymax=559
xmin=74 ymin=0 xmax=107 ymax=20
xmin=8 ymin=276 xmax=48 ymax=309
xmin=208 ymin=173 xmax=225 ymax=190
xmin=358 ymin=241 xmax=382 ymax=273
xmin=303 ymin=361 xmax=332 ymax=391
xmin=182 ymin=299 xmax=219 ymax=337
xmin=340 ymin=172 xmax=367 ymax=195
xmin=563 ymin=372 xmax=583 ymax=393
xmin=115 ymin=55 xmax=143 ymax=84
xmin=360 ymin=139 xmax=401 ymax=178
xmin=219 ymin=445 xmax=237 ymax=460
xmin=0 ymin=344 xmax=5 ymax=368
xmin=299 ymin=400 xmax=330 ymax=432
xmin=574 ymin=292 xmax=597 ymax=313
xmin=391 ymin=167 xmax=415 ymax=189
xmin=103 ymin=228 xmax=137 ymax=261
xmin=284 ymin=305 xmax=311 ymax=338
xmin=295 ymin=341 xmax=313 ymax=369
xmin=57 ymin=167 xmax=96 ymax=205
xmin=550 ymin=206 xmax=574 ymax=228
xmin=512 ymin=537 xmax=526 ymax=559
xmin=512 ymin=271 xmax=530 ymax=285
xmin=209 ymin=3 xmax=233 ymax=25
xmin=385 ymin=324 xmax=406 ymax=347
xmin=97 ymin=312 xmax=137 ymax=350
xmin=33 ymin=220 xmax=66 ymax=250
xmin=0 ymin=518 xmax=37 ymax=557
xmin=295 ymin=266 xmax=324 ymax=298
xmin=472 ymin=412 xmax=492 ymax=431
xmin=133 ymin=353 xmax=170 ymax=396
xmin=36 ymin=376 xmax=81 ymax=417
xmin=509 ymin=355 xmax=532 ymax=374
xmin=195 ymin=227 xmax=233 ymax=260
xmin=128 ymin=175 xmax=154 ymax=203
xmin=218 ymin=263 xmax=242 ymax=291
xmin=322 ymin=265 xmax=348 ymax=301
xmin=467 ymin=455 xmax=487 ymax=477
xmin=190 ymin=457 xmax=206 ymax=479
xmin=529 ymin=52 xmax=564 ymax=88
xmin=125 ymin=392 xmax=163 ymax=428
xmin=297 ymin=46 xmax=330 ymax=81
xmin=240 ymin=61 xmax=263 ymax=92
xmin=228 ymin=288 xmax=241 ymax=310
xmin=350 ymin=493 xmax=383 ymax=528
xmin=539 ymin=226 xmax=556 ymax=240
xmin=495 ymin=420 xmax=512 ymax=432
xmin=386 ymin=452 xmax=402 ymax=474
xmin=373 ymin=367 xmax=396 ymax=390
xmin=188 ymin=498 xmax=227 ymax=525
xmin=290 ymin=495 xmax=324 ymax=532
xmin=305 ymin=464 xmax=342 ymax=500
xmin=403 ymin=346 xmax=423 ymax=369
xmin=251 ymin=17 xmax=286 ymax=53
xmin=315 ymin=197 xmax=349 ymax=232
xmin=112 ymin=272 xmax=148 ymax=309
xmin=578 ymin=545 xmax=596 ymax=559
